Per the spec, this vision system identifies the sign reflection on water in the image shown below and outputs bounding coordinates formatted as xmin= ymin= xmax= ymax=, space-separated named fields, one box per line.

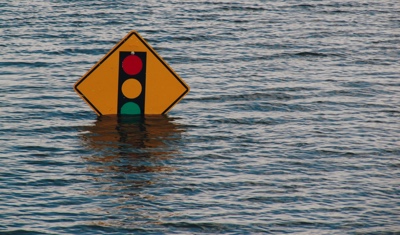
xmin=81 ymin=115 xmax=185 ymax=174
xmin=79 ymin=115 xmax=186 ymax=227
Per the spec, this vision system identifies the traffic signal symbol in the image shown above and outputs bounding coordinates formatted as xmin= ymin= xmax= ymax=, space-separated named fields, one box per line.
xmin=118 ymin=52 xmax=146 ymax=115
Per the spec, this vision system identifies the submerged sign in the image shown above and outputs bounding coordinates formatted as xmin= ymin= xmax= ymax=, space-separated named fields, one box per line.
xmin=74 ymin=30 xmax=190 ymax=115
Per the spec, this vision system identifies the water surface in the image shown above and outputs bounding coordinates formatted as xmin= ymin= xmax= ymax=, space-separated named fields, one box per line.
xmin=1 ymin=1 xmax=399 ymax=234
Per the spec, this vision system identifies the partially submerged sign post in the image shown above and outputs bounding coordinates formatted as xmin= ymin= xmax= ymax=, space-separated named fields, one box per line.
xmin=74 ymin=30 xmax=190 ymax=115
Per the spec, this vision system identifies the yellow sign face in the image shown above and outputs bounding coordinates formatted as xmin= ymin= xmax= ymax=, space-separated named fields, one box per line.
xmin=74 ymin=30 xmax=190 ymax=115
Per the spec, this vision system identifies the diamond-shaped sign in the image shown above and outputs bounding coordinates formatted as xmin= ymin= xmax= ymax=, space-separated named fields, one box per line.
xmin=74 ymin=30 xmax=190 ymax=115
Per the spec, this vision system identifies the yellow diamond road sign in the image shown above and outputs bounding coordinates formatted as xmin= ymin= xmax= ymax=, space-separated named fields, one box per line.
xmin=74 ymin=30 xmax=190 ymax=115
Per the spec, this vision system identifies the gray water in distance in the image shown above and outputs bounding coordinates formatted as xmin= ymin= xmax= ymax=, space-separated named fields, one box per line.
xmin=1 ymin=1 xmax=399 ymax=234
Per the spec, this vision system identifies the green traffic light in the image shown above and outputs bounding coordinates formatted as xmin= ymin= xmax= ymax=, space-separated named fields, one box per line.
xmin=120 ymin=102 xmax=141 ymax=115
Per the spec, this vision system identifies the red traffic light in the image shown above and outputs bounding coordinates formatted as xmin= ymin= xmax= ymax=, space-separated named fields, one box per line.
xmin=122 ymin=54 xmax=143 ymax=75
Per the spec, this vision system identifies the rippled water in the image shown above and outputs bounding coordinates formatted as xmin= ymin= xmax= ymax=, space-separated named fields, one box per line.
xmin=1 ymin=1 xmax=399 ymax=234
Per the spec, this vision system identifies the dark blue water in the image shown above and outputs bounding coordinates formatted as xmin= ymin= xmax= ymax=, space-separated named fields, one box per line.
xmin=1 ymin=1 xmax=399 ymax=234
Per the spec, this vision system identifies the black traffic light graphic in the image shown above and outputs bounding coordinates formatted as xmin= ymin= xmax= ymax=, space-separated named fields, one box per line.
xmin=118 ymin=52 xmax=147 ymax=115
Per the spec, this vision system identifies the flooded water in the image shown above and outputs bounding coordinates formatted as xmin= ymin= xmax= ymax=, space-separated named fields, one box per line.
xmin=1 ymin=1 xmax=399 ymax=234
